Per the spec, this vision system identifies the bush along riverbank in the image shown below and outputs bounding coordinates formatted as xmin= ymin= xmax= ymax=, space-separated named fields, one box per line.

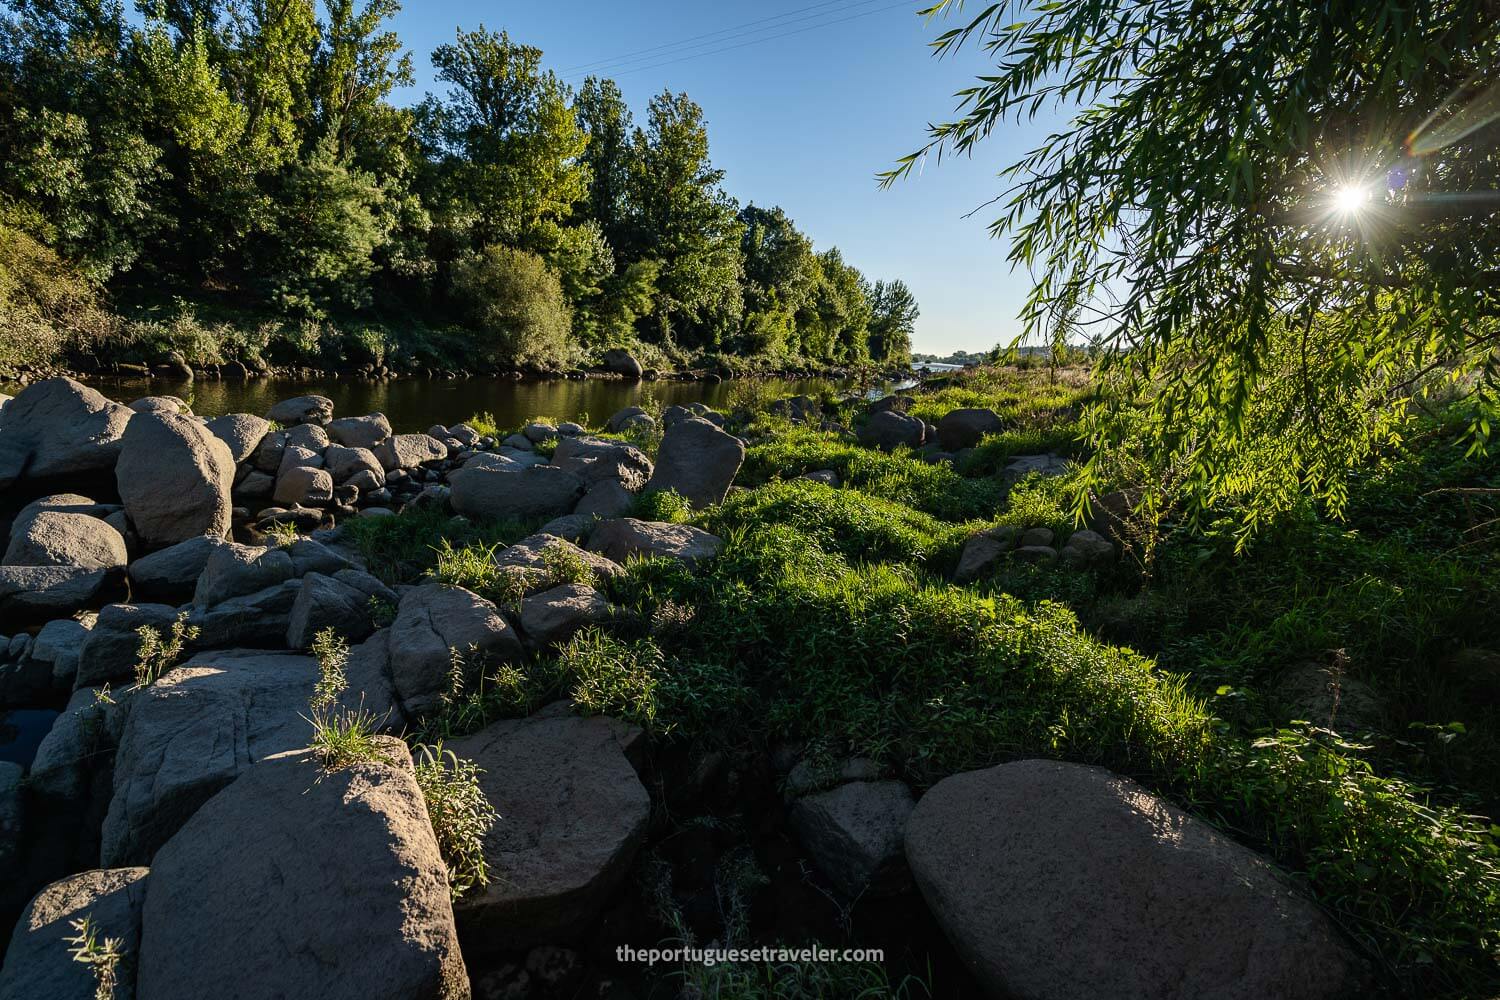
xmin=0 ymin=366 xmax=1496 ymax=998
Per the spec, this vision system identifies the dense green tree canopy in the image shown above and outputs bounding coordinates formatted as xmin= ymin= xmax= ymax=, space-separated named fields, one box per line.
xmin=0 ymin=1 xmax=919 ymax=370
xmin=893 ymin=0 xmax=1500 ymax=532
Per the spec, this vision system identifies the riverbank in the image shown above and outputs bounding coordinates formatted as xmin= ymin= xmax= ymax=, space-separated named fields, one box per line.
xmin=0 ymin=366 xmax=1495 ymax=999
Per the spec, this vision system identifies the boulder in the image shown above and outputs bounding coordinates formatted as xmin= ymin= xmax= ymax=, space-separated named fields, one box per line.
xmin=387 ymin=584 xmax=523 ymax=717
xmin=1011 ymin=545 xmax=1058 ymax=565
xmin=251 ymin=431 xmax=286 ymax=474
xmin=449 ymin=465 xmax=585 ymax=522
xmin=790 ymin=780 xmax=915 ymax=898
xmin=551 ymin=436 xmax=653 ymax=490
xmin=0 ymin=566 xmax=110 ymax=623
xmin=127 ymin=535 xmax=227 ymax=602
xmin=28 ymin=617 xmax=90 ymax=688
xmin=587 ymin=518 xmax=721 ymax=567
xmin=904 ymin=759 xmax=1366 ymax=1000
xmin=283 ymin=422 xmax=330 ymax=453
xmin=324 ymin=444 xmax=384 ymax=485
xmin=75 ymin=603 xmax=181 ymax=687
xmin=643 ymin=417 xmax=746 ymax=509
xmin=0 ymin=378 xmax=133 ymax=491
xmin=574 ymin=479 xmax=634 ymax=518
xmin=136 ymin=743 xmax=467 ymax=1000
xmin=768 ymin=395 xmax=821 ymax=423
xmin=536 ymin=513 xmax=602 ymax=544
xmin=116 ymin=412 xmax=235 ymax=547
xmin=936 ymin=408 xmax=1004 ymax=451
xmin=602 ymin=349 xmax=643 ymax=379
xmin=27 ymin=685 xmax=120 ymax=805
xmin=274 ymin=465 xmax=334 ymax=507
xmin=1002 ymin=453 xmax=1071 ymax=485
xmin=557 ymin=421 xmax=585 ymax=436
xmin=276 ymin=444 xmax=322 ymax=478
xmin=519 ymin=584 xmax=614 ymax=647
xmin=449 ymin=712 xmax=649 ymax=951
xmin=10 ymin=493 xmax=113 ymax=537
xmin=502 ymin=433 xmax=534 ymax=452
xmin=492 ymin=534 xmax=623 ymax=590
xmin=799 ymin=469 xmax=841 ymax=487
xmin=617 ymin=412 xmax=655 ymax=433
xmin=1018 ymin=526 xmax=1055 ymax=548
xmin=130 ymin=395 xmax=187 ymax=415
xmin=186 ymin=579 xmax=304 ymax=651
xmin=868 ymin=395 xmax=912 ymax=415
xmin=287 ymin=537 xmax=355 ymax=577
xmin=101 ymin=650 xmax=321 ymax=866
xmin=203 ymin=413 xmax=271 ymax=464
xmin=857 ymin=410 xmax=925 ymax=451
xmin=327 ymin=412 xmax=392 ymax=449
xmin=266 ymin=395 xmax=333 ymax=426
xmin=194 ymin=543 xmax=294 ymax=608
xmin=3 ymin=510 xmax=127 ymax=569
xmin=522 ymin=422 xmax=557 ymax=443
xmin=234 ymin=469 xmax=275 ymax=503
xmin=605 ymin=405 xmax=647 ymax=431
xmin=374 ymin=433 xmax=448 ymax=472
xmin=1059 ymin=529 xmax=1115 ymax=570
xmin=0 ymin=868 xmax=149 ymax=1000
xmin=285 ymin=572 xmax=380 ymax=648
xmin=1275 ymin=661 xmax=1385 ymax=733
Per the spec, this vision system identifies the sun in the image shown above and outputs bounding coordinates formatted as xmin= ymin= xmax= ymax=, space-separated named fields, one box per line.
xmin=1332 ymin=183 xmax=1372 ymax=215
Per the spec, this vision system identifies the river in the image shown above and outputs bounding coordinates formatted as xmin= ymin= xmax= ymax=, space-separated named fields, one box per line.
xmin=51 ymin=374 xmax=870 ymax=433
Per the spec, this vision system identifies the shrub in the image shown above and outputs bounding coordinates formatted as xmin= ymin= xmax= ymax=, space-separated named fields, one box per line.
xmin=631 ymin=488 xmax=693 ymax=524
xmin=413 ymin=742 xmax=497 ymax=901
xmin=65 ymin=915 xmax=124 ymax=1000
xmin=556 ymin=629 xmax=665 ymax=731
xmin=451 ymin=244 xmax=573 ymax=368
xmin=133 ymin=612 xmax=199 ymax=688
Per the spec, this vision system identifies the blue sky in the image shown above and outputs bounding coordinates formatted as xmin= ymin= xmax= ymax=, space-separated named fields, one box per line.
xmin=383 ymin=0 xmax=1063 ymax=355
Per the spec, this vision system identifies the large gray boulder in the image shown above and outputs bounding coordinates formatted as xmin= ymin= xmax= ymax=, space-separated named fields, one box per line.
xmin=0 ymin=566 xmax=110 ymax=623
xmin=266 ymin=395 xmax=333 ymax=426
xmin=1059 ymin=529 xmax=1115 ymax=570
xmin=9 ymin=493 xmax=113 ymax=537
xmin=905 ymin=759 xmax=1366 ymax=1000
xmin=551 ymin=436 xmax=653 ymax=490
xmin=101 ymin=650 xmax=321 ymax=867
xmin=127 ymin=535 xmax=227 ymax=602
xmin=327 ymin=412 xmax=392 ymax=449
xmin=449 ymin=712 xmax=649 ymax=952
xmin=116 ymin=413 xmax=235 ymax=547
xmin=136 ymin=743 xmax=467 ymax=1000
xmin=0 ymin=867 xmax=149 ymax=1000
xmin=858 ymin=410 xmax=925 ymax=451
xmin=519 ymin=584 xmax=614 ymax=648
xmin=284 ymin=571 xmax=389 ymax=649
xmin=574 ymin=479 xmax=634 ymax=518
xmin=953 ymin=526 xmax=1020 ymax=584
xmin=449 ymin=465 xmax=585 ymax=522
xmin=587 ymin=518 xmax=721 ymax=567
xmin=0 ymin=378 xmax=133 ymax=491
xmin=644 ymin=417 xmax=745 ymax=509
xmin=492 ymin=533 xmax=623 ymax=592
xmin=602 ymin=348 xmax=643 ymax=379
xmin=186 ymin=579 xmax=303 ymax=651
xmin=324 ymin=444 xmax=384 ymax=485
xmin=28 ymin=617 xmax=90 ymax=689
xmin=204 ymin=413 xmax=271 ymax=464
xmin=790 ymin=780 xmax=914 ymax=898
xmin=273 ymin=464 xmax=334 ymax=507
xmin=387 ymin=584 xmax=523 ymax=717
xmin=4 ymin=510 xmax=127 ymax=569
xmin=193 ymin=542 xmax=294 ymax=607
xmin=936 ymin=408 xmax=1004 ymax=451
xmin=374 ymin=433 xmax=447 ymax=471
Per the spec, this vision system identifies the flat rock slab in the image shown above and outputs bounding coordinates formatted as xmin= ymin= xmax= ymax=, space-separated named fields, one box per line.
xmin=135 ymin=744 xmax=467 ymax=1000
xmin=0 ymin=867 xmax=149 ymax=1000
xmin=449 ymin=712 xmax=649 ymax=952
xmin=905 ymin=759 xmax=1366 ymax=1000
xmin=101 ymin=650 xmax=320 ymax=867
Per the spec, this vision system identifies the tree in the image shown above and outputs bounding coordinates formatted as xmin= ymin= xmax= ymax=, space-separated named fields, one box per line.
xmin=889 ymin=0 xmax=1500 ymax=535
xmin=868 ymin=278 xmax=917 ymax=364
xmin=424 ymin=26 xmax=586 ymax=250
xmin=574 ymin=75 xmax=634 ymax=249
xmin=626 ymin=89 xmax=744 ymax=348
xmin=451 ymin=243 xmax=571 ymax=367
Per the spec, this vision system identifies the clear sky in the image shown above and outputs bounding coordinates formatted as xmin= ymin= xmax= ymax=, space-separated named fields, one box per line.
xmin=382 ymin=0 xmax=1063 ymax=356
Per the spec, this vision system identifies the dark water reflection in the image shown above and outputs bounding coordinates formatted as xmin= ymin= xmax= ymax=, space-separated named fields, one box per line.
xmin=0 ymin=708 xmax=60 ymax=767
xmin=67 ymin=375 xmax=855 ymax=433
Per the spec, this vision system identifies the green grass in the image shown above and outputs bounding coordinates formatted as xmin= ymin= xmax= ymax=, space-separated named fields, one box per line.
xmin=341 ymin=505 xmax=534 ymax=585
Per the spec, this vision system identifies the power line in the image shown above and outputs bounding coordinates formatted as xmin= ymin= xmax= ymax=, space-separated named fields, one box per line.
xmin=563 ymin=0 xmax=912 ymax=83
xmin=557 ymin=0 xmax=878 ymax=77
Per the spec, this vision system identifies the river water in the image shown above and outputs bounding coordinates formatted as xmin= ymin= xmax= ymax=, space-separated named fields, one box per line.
xmin=58 ymin=374 xmax=858 ymax=433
